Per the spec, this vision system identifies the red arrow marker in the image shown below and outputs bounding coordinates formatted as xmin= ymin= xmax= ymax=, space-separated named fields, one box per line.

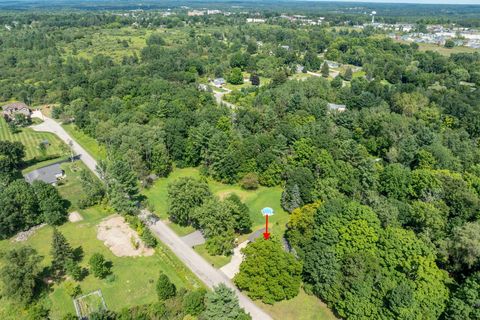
xmin=263 ymin=214 xmax=270 ymax=240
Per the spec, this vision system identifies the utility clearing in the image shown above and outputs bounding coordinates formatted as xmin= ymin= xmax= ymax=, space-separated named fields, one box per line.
xmin=97 ymin=215 xmax=154 ymax=257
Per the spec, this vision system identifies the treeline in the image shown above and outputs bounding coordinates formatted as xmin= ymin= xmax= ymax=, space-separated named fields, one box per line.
xmin=0 ymin=141 xmax=68 ymax=239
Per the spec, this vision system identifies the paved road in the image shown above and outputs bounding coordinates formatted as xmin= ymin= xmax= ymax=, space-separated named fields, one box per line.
xmin=220 ymin=240 xmax=248 ymax=279
xmin=31 ymin=111 xmax=272 ymax=320
xmin=31 ymin=111 xmax=99 ymax=178
xmin=213 ymin=88 xmax=238 ymax=110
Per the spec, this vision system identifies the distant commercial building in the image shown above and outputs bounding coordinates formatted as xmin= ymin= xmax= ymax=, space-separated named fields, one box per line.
xmin=188 ymin=10 xmax=205 ymax=16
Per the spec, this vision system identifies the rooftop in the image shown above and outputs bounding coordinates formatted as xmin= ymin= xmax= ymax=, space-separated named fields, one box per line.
xmin=24 ymin=163 xmax=64 ymax=185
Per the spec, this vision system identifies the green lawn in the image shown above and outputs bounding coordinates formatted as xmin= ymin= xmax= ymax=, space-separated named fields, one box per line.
xmin=143 ymin=167 xmax=289 ymax=269
xmin=143 ymin=167 xmax=288 ymax=238
xmin=193 ymin=244 xmax=231 ymax=268
xmin=394 ymin=39 xmax=478 ymax=56
xmin=255 ymin=289 xmax=337 ymax=320
xmin=62 ymin=124 xmax=107 ymax=160
xmin=0 ymin=164 xmax=202 ymax=320
xmin=0 ymin=118 xmax=67 ymax=162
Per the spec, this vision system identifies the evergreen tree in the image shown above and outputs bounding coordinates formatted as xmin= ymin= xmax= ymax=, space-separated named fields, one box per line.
xmin=51 ymin=228 xmax=74 ymax=276
xmin=105 ymin=158 xmax=139 ymax=214
xmin=201 ymin=284 xmax=251 ymax=320
xmin=224 ymin=194 xmax=252 ymax=233
xmin=156 ymin=273 xmax=176 ymax=300
xmin=89 ymin=253 xmax=111 ymax=279
xmin=343 ymin=67 xmax=353 ymax=81
xmin=151 ymin=143 xmax=172 ymax=177
xmin=249 ymin=73 xmax=260 ymax=86
xmin=321 ymin=62 xmax=330 ymax=78
xmin=281 ymin=184 xmax=303 ymax=213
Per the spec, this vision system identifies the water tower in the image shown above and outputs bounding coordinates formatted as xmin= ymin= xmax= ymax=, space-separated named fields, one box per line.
xmin=371 ymin=11 xmax=377 ymax=24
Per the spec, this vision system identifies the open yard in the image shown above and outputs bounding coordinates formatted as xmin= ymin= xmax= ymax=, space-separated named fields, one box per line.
xmin=255 ymin=289 xmax=337 ymax=320
xmin=0 ymin=117 xmax=67 ymax=163
xmin=143 ymin=167 xmax=289 ymax=239
xmin=0 ymin=162 xmax=202 ymax=320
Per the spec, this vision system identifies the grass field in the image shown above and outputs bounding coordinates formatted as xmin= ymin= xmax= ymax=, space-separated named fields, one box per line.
xmin=255 ymin=289 xmax=337 ymax=320
xmin=0 ymin=162 xmax=202 ymax=320
xmin=0 ymin=118 xmax=67 ymax=162
xmin=62 ymin=124 xmax=107 ymax=160
xmin=143 ymin=167 xmax=289 ymax=238
xmin=395 ymin=39 xmax=479 ymax=56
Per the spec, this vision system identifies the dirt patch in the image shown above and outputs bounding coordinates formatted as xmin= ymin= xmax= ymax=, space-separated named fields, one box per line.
xmin=97 ymin=215 xmax=154 ymax=257
xmin=12 ymin=224 xmax=46 ymax=242
xmin=69 ymin=211 xmax=84 ymax=222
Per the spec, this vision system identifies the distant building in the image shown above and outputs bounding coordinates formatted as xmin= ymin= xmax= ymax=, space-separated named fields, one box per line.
xmin=2 ymin=102 xmax=31 ymax=121
xmin=327 ymin=103 xmax=347 ymax=112
xmin=213 ymin=78 xmax=226 ymax=87
xmin=207 ymin=10 xmax=222 ymax=15
xmin=246 ymin=18 xmax=266 ymax=23
xmin=188 ymin=10 xmax=205 ymax=16
xmin=326 ymin=60 xmax=340 ymax=68
xmin=24 ymin=163 xmax=66 ymax=185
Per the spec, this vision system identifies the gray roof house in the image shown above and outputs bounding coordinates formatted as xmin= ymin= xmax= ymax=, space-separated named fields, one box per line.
xmin=213 ymin=78 xmax=226 ymax=87
xmin=327 ymin=103 xmax=347 ymax=112
xmin=24 ymin=163 xmax=65 ymax=185
xmin=2 ymin=102 xmax=31 ymax=120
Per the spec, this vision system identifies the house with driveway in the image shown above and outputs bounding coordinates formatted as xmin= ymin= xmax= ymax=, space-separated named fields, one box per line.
xmin=24 ymin=163 xmax=66 ymax=185
xmin=2 ymin=102 xmax=31 ymax=121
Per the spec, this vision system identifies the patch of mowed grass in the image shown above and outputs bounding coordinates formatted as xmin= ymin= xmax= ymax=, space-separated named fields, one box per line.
xmin=143 ymin=167 xmax=289 ymax=238
xmin=193 ymin=244 xmax=231 ymax=268
xmin=0 ymin=118 xmax=67 ymax=161
xmin=62 ymin=123 xmax=107 ymax=160
xmin=255 ymin=289 xmax=338 ymax=320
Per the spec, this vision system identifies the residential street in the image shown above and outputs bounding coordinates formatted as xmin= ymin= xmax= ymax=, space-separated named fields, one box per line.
xmin=31 ymin=111 xmax=272 ymax=320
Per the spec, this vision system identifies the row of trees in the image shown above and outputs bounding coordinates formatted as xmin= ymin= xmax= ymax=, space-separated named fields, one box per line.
xmin=0 ymin=141 xmax=68 ymax=239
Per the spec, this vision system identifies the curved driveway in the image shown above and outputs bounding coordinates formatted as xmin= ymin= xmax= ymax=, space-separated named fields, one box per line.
xmin=31 ymin=111 xmax=272 ymax=320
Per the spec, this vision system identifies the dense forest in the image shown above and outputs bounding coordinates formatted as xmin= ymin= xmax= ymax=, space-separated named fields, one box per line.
xmin=1 ymin=7 xmax=480 ymax=320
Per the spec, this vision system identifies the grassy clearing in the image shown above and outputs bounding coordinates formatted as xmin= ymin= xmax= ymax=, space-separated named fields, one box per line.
xmin=62 ymin=124 xmax=107 ymax=160
xmin=0 ymin=162 xmax=202 ymax=319
xmin=0 ymin=118 xmax=67 ymax=161
xmin=394 ymin=39 xmax=478 ymax=56
xmin=143 ymin=167 xmax=288 ymax=238
xmin=256 ymin=289 xmax=337 ymax=320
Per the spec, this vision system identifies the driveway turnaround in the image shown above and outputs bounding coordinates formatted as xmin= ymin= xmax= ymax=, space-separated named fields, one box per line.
xmin=32 ymin=111 xmax=273 ymax=320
